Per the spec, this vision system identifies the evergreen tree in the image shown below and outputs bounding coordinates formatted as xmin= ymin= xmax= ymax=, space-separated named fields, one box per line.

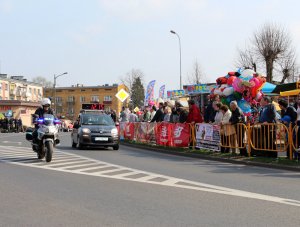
xmin=131 ymin=76 xmax=145 ymax=108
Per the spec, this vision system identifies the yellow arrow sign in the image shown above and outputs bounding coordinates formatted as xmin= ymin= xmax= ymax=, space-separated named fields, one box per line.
xmin=115 ymin=89 xmax=129 ymax=102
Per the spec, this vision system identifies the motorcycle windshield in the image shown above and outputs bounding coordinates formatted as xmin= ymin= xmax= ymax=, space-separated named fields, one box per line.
xmin=43 ymin=114 xmax=55 ymax=126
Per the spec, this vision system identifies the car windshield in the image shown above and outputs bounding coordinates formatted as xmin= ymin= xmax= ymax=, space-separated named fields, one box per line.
xmin=81 ymin=114 xmax=114 ymax=126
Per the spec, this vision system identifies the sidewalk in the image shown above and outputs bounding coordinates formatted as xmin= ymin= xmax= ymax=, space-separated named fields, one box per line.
xmin=121 ymin=141 xmax=300 ymax=172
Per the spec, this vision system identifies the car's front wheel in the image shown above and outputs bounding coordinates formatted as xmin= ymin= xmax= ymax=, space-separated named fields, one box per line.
xmin=113 ymin=144 xmax=119 ymax=150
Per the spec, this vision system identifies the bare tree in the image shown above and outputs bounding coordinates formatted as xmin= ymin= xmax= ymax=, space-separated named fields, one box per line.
xmin=276 ymin=49 xmax=298 ymax=83
xmin=253 ymin=23 xmax=291 ymax=82
xmin=120 ymin=69 xmax=145 ymax=96
xmin=32 ymin=76 xmax=53 ymax=87
xmin=236 ymin=47 xmax=257 ymax=71
xmin=187 ymin=60 xmax=205 ymax=84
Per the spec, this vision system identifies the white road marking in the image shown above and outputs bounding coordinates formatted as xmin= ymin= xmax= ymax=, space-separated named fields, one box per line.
xmin=2 ymin=141 xmax=22 ymax=145
xmin=1 ymin=145 xmax=300 ymax=207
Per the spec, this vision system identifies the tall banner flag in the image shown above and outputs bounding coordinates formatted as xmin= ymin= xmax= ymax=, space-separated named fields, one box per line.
xmin=159 ymin=85 xmax=165 ymax=99
xmin=144 ymin=80 xmax=156 ymax=106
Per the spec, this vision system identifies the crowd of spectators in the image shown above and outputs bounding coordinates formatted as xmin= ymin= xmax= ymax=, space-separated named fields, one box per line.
xmin=0 ymin=117 xmax=23 ymax=133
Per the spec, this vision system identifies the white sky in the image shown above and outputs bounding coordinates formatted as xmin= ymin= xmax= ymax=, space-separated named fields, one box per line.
xmin=1 ymin=0 xmax=300 ymax=96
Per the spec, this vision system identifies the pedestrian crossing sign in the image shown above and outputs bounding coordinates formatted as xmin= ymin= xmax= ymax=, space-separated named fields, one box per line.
xmin=115 ymin=89 xmax=129 ymax=103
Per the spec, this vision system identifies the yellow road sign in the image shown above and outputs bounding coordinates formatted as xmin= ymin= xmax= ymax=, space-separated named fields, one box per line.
xmin=115 ymin=89 xmax=129 ymax=102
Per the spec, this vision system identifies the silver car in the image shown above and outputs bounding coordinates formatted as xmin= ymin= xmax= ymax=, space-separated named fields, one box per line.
xmin=71 ymin=113 xmax=119 ymax=150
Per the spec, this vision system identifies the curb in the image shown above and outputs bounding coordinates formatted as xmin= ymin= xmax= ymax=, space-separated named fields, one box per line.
xmin=121 ymin=141 xmax=300 ymax=172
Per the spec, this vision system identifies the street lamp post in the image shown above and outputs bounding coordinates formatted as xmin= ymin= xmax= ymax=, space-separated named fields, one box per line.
xmin=53 ymin=72 xmax=68 ymax=114
xmin=170 ymin=30 xmax=182 ymax=90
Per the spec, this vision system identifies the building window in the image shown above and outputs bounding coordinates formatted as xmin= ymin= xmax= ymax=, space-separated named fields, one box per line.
xmin=56 ymin=106 xmax=63 ymax=114
xmin=0 ymin=96 xmax=2 ymax=100
xmin=67 ymin=96 xmax=75 ymax=102
xmin=104 ymin=96 xmax=112 ymax=101
xmin=0 ymin=84 xmax=2 ymax=90
xmin=91 ymin=95 xmax=99 ymax=102
xmin=80 ymin=96 xmax=86 ymax=103
xmin=29 ymin=88 xmax=32 ymax=94
xmin=33 ymin=88 xmax=36 ymax=95
xmin=55 ymin=97 xmax=62 ymax=103
xmin=5 ymin=84 xmax=8 ymax=91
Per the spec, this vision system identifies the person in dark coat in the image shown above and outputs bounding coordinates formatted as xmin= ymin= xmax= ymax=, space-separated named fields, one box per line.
xmin=204 ymin=95 xmax=220 ymax=123
xmin=177 ymin=107 xmax=188 ymax=123
xmin=229 ymin=101 xmax=247 ymax=156
xmin=110 ymin=110 xmax=117 ymax=123
xmin=150 ymin=102 xmax=164 ymax=122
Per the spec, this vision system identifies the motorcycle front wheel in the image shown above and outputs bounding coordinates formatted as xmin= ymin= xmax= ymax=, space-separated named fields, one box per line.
xmin=45 ymin=141 xmax=53 ymax=162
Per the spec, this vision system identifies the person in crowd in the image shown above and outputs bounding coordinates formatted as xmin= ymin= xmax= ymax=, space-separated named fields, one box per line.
xmin=229 ymin=101 xmax=247 ymax=156
xmin=151 ymin=102 xmax=164 ymax=122
xmin=110 ymin=110 xmax=117 ymax=123
xmin=143 ymin=108 xmax=151 ymax=122
xmin=163 ymin=106 xmax=172 ymax=122
xmin=170 ymin=106 xmax=179 ymax=123
xmin=213 ymin=102 xmax=223 ymax=124
xmin=129 ymin=110 xmax=139 ymax=122
xmin=177 ymin=107 xmax=188 ymax=123
xmin=120 ymin=106 xmax=130 ymax=122
xmin=220 ymin=105 xmax=232 ymax=153
xmin=186 ymin=99 xmax=203 ymax=124
xmin=204 ymin=95 xmax=220 ymax=123
xmin=259 ymin=96 xmax=277 ymax=123
xmin=149 ymin=106 xmax=157 ymax=122
xmin=295 ymin=101 xmax=300 ymax=150
xmin=258 ymin=96 xmax=277 ymax=157
xmin=278 ymin=99 xmax=297 ymax=126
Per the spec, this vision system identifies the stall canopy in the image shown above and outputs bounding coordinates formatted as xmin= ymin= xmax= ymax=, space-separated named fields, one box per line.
xmin=261 ymin=82 xmax=276 ymax=94
xmin=280 ymin=89 xmax=300 ymax=97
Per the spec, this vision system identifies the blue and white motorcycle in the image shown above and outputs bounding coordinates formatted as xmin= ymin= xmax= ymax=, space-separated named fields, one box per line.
xmin=26 ymin=114 xmax=60 ymax=162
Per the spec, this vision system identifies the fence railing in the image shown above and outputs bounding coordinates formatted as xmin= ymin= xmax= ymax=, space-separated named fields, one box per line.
xmin=120 ymin=122 xmax=298 ymax=160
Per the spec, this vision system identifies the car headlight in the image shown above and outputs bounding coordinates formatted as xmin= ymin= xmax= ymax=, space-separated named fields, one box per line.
xmin=81 ymin=128 xmax=91 ymax=134
xmin=111 ymin=128 xmax=118 ymax=136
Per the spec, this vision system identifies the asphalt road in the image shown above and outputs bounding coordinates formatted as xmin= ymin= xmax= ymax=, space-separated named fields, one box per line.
xmin=1 ymin=132 xmax=300 ymax=227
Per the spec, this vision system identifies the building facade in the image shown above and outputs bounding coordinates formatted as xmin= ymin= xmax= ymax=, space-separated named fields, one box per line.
xmin=0 ymin=74 xmax=44 ymax=126
xmin=44 ymin=84 xmax=128 ymax=120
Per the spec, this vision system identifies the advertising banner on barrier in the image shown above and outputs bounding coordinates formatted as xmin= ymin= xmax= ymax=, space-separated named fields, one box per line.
xmin=135 ymin=122 xmax=148 ymax=143
xmin=156 ymin=122 xmax=173 ymax=146
xmin=124 ymin=123 xmax=135 ymax=140
xmin=195 ymin=123 xmax=220 ymax=151
xmin=172 ymin=123 xmax=190 ymax=147
xmin=147 ymin=123 xmax=157 ymax=144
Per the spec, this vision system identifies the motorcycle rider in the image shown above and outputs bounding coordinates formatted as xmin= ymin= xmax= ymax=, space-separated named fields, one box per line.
xmin=32 ymin=98 xmax=54 ymax=145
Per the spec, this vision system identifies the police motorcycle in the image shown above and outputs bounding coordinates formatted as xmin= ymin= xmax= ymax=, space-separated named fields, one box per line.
xmin=26 ymin=114 xmax=61 ymax=162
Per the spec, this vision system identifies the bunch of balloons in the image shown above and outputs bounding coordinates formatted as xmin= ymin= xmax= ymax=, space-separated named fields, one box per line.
xmin=211 ymin=69 xmax=266 ymax=116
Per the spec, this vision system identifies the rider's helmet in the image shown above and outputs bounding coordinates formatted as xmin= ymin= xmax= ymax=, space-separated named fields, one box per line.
xmin=41 ymin=98 xmax=51 ymax=107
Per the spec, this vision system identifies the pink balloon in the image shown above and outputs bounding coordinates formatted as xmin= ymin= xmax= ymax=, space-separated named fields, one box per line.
xmin=232 ymin=78 xmax=244 ymax=93
xmin=249 ymin=77 xmax=260 ymax=88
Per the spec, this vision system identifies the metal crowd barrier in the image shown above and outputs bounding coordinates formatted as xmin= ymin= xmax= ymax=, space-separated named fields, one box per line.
xmin=122 ymin=122 xmax=296 ymax=160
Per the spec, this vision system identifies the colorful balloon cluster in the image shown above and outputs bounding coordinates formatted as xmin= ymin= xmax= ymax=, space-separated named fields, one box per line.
xmin=211 ymin=69 xmax=266 ymax=116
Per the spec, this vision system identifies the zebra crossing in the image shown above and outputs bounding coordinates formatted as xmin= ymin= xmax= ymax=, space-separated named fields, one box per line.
xmin=1 ymin=145 xmax=300 ymax=207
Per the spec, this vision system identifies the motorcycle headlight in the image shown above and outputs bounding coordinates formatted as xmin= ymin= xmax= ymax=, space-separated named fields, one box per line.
xmin=81 ymin=128 xmax=91 ymax=134
xmin=111 ymin=128 xmax=118 ymax=136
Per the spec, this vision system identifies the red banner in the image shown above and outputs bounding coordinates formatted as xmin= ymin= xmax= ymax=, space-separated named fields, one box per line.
xmin=172 ymin=123 xmax=190 ymax=147
xmin=156 ymin=122 xmax=173 ymax=146
xmin=124 ymin=123 xmax=135 ymax=140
